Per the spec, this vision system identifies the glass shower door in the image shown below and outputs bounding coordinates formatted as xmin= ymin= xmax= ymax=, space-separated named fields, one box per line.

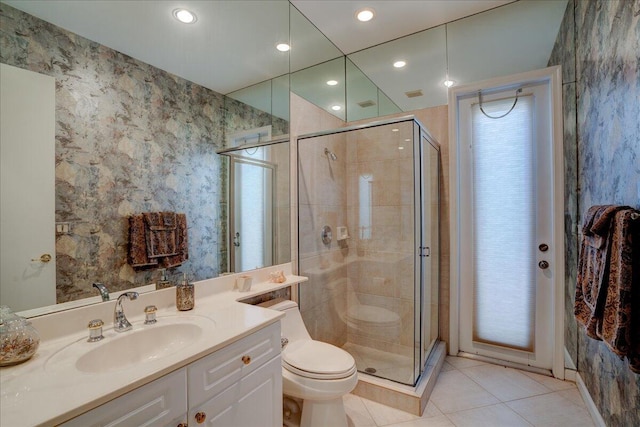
xmin=296 ymin=117 xmax=439 ymax=386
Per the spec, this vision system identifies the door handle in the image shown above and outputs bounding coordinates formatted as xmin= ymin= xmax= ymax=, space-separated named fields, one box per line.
xmin=233 ymin=232 xmax=240 ymax=247
xmin=31 ymin=254 xmax=52 ymax=263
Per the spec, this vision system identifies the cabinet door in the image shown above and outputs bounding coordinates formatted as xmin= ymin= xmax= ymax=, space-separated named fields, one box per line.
xmin=61 ymin=369 xmax=187 ymax=427
xmin=188 ymin=322 xmax=280 ymax=408
xmin=189 ymin=356 xmax=282 ymax=427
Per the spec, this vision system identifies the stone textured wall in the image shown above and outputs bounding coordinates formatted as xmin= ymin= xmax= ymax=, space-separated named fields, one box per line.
xmin=549 ymin=1 xmax=640 ymax=425
xmin=0 ymin=4 xmax=286 ymax=302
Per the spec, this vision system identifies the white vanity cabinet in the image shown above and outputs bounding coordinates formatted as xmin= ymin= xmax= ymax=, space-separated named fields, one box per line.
xmin=187 ymin=322 xmax=282 ymax=426
xmin=60 ymin=368 xmax=188 ymax=427
xmin=60 ymin=322 xmax=282 ymax=427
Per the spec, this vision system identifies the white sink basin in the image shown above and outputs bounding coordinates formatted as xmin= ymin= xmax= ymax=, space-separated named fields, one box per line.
xmin=45 ymin=316 xmax=214 ymax=374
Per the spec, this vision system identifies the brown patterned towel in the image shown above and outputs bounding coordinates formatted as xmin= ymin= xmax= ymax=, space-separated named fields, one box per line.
xmin=144 ymin=212 xmax=178 ymax=258
xmin=575 ymin=205 xmax=629 ymax=338
xmin=598 ymin=208 xmax=640 ymax=372
xmin=129 ymin=212 xmax=189 ymax=269
xmin=160 ymin=213 xmax=189 ymax=268
xmin=129 ymin=214 xmax=158 ymax=268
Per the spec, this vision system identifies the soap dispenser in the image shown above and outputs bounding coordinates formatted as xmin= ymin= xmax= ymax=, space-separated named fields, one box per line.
xmin=176 ymin=273 xmax=194 ymax=311
xmin=156 ymin=268 xmax=173 ymax=290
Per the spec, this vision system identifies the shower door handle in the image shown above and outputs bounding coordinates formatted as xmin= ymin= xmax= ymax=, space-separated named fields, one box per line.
xmin=419 ymin=246 xmax=430 ymax=257
xmin=233 ymin=232 xmax=240 ymax=247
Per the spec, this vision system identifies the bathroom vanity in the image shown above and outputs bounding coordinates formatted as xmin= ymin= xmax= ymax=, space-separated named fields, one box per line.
xmin=0 ymin=265 xmax=306 ymax=427
xmin=61 ymin=323 xmax=282 ymax=427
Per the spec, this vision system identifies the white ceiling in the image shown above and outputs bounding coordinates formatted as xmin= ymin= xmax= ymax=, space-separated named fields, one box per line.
xmin=3 ymin=0 xmax=291 ymax=94
xmin=3 ymin=0 xmax=567 ymax=114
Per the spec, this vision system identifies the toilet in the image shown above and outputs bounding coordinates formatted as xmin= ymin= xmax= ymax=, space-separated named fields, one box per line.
xmin=258 ymin=298 xmax=357 ymax=427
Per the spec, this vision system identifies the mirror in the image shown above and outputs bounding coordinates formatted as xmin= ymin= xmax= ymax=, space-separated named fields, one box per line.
xmin=219 ymin=141 xmax=290 ymax=273
xmin=0 ymin=1 xmax=290 ymax=316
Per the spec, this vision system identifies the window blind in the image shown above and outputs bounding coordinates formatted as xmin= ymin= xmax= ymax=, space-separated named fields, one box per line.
xmin=470 ymin=94 xmax=536 ymax=352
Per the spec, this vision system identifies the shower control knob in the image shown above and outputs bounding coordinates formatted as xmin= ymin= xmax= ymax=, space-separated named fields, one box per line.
xmin=538 ymin=260 xmax=549 ymax=269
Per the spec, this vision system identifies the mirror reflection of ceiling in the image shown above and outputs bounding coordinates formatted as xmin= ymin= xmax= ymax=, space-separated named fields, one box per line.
xmin=347 ymin=0 xmax=568 ymax=111
xmin=289 ymin=0 xmax=516 ymax=55
xmin=6 ymin=0 xmax=568 ymax=115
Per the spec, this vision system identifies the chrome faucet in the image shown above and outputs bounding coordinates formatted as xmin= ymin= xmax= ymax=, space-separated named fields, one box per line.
xmin=93 ymin=283 xmax=109 ymax=301
xmin=114 ymin=292 xmax=139 ymax=332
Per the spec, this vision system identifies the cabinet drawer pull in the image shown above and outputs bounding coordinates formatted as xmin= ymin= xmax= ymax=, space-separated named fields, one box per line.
xmin=177 ymin=423 xmax=188 ymax=427
xmin=242 ymin=355 xmax=251 ymax=365
xmin=195 ymin=411 xmax=206 ymax=424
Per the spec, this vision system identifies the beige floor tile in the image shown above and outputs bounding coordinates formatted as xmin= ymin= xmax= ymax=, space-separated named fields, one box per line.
xmin=429 ymin=370 xmax=500 ymax=414
xmin=555 ymin=387 xmax=587 ymax=408
xmin=361 ymin=397 xmax=420 ymax=426
xmin=385 ymin=415 xmax=454 ymax=427
xmin=506 ymin=391 xmax=596 ymax=427
xmin=519 ymin=370 xmax=576 ymax=391
xmin=445 ymin=403 xmax=533 ymax=427
xmin=344 ymin=394 xmax=377 ymax=427
xmin=461 ymin=364 xmax=551 ymax=402
xmin=445 ymin=356 xmax=487 ymax=369
xmin=422 ymin=401 xmax=443 ymax=418
xmin=439 ymin=361 xmax=456 ymax=372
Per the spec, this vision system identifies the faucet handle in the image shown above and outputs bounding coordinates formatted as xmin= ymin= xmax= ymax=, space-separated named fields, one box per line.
xmin=144 ymin=305 xmax=157 ymax=325
xmin=87 ymin=319 xmax=104 ymax=342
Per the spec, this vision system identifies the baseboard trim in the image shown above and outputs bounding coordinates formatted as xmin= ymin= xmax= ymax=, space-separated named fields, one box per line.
xmin=564 ymin=347 xmax=577 ymax=370
xmin=576 ymin=373 xmax=606 ymax=427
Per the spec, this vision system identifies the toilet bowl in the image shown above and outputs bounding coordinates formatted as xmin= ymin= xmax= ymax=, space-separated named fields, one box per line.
xmin=258 ymin=298 xmax=357 ymax=427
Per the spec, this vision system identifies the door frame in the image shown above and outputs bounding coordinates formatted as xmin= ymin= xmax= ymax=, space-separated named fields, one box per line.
xmin=229 ymin=156 xmax=277 ymax=272
xmin=448 ymin=66 xmax=565 ymax=379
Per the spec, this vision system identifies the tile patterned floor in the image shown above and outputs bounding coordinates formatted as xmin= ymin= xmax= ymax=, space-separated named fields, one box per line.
xmin=343 ymin=356 xmax=596 ymax=427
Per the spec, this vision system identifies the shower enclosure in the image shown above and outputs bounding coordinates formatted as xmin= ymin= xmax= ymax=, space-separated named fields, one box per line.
xmin=297 ymin=117 xmax=440 ymax=386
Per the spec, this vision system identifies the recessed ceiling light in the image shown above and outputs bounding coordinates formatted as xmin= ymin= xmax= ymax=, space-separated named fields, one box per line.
xmin=444 ymin=79 xmax=455 ymax=88
xmin=356 ymin=8 xmax=375 ymax=22
xmin=276 ymin=43 xmax=290 ymax=52
xmin=393 ymin=60 xmax=406 ymax=68
xmin=326 ymin=80 xmax=338 ymax=86
xmin=331 ymin=105 xmax=342 ymax=111
xmin=404 ymin=139 xmax=411 ymax=142
xmin=398 ymin=146 xmax=405 ymax=150
xmin=173 ymin=8 xmax=197 ymax=24
xmin=391 ymin=128 xmax=399 ymax=132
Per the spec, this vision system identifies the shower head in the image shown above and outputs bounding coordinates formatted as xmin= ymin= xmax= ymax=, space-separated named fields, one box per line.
xmin=324 ymin=147 xmax=337 ymax=161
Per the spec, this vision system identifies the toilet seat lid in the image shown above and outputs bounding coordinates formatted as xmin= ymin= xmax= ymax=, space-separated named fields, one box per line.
xmin=283 ymin=340 xmax=355 ymax=379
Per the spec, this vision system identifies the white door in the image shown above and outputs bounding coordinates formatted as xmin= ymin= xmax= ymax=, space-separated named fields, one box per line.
xmin=454 ymin=72 xmax=561 ymax=371
xmin=0 ymin=64 xmax=56 ymax=312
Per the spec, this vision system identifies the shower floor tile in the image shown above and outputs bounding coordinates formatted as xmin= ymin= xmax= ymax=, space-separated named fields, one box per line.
xmin=343 ymin=356 xmax=595 ymax=427
xmin=343 ymin=342 xmax=415 ymax=384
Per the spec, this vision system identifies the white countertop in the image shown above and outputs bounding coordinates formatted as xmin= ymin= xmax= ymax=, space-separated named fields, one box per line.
xmin=0 ymin=264 xmax=306 ymax=427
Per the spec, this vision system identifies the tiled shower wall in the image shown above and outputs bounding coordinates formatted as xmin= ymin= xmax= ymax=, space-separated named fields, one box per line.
xmin=548 ymin=0 xmax=640 ymax=425
xmin=0 ymin=4 xmax=286 ymax=302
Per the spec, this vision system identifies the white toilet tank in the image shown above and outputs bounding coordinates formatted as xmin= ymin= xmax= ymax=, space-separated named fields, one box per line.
xmin=258 ymin=298 xmax=311 ymax=342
